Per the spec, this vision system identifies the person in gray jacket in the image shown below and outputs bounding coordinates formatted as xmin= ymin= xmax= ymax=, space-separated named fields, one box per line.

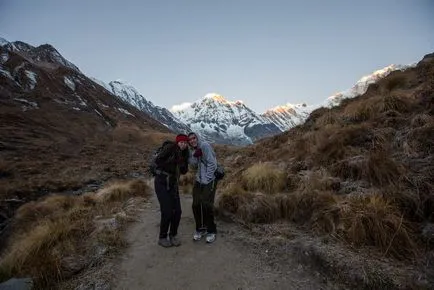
xmin=187 ymin=132 xmax=218 ymax=243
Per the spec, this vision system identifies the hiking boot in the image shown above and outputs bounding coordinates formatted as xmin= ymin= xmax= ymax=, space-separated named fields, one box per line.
xmin=158 ymin=238 xmax=172 ymax=248
xmin=193 ymin=230 xmax=203 ymax=241
xmin=205 ymin=233 xmax=216 ymax=243
xmin=170 ymin=235 xmax=181 ymax=247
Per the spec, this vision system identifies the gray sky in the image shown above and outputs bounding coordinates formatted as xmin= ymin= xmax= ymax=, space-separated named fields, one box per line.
xmin=1 ymin=0 xmax=433 ymax=112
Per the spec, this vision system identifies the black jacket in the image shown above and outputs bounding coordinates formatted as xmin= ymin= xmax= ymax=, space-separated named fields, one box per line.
xmin=155 ymin=141 xmax=189 ymax=177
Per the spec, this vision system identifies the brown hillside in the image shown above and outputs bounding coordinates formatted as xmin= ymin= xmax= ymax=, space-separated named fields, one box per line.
xmin=0 ymin=46 xmax=174 ymax=239
xmin=217 ymin=52 xmax=434 ymax=272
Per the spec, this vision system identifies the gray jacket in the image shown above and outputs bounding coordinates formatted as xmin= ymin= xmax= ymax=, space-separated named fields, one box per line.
xmin=188 ymin=136 xmax=217 ymax=185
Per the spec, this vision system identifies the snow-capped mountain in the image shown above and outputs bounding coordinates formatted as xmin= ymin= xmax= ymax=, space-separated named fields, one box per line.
xmin=0 ymin=38 xmax=172 ymax=233
xmin=0 ymin=38 xmax=167 ymax=129
xmin=92 ymin=79 xmax=191 ymax=134
xmin=171 ymin=93 xmax=281 ymax=145
xmin=261 ymin=103 xmax=312 ymax=131
xmin=322 ymin=64 xmax=414 ymax=108
xmin=261 ymin=63 xmax=415 ymax=132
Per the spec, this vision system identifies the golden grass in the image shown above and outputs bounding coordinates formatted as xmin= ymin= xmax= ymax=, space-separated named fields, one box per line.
xmin=237 ymin=193 xmax=279 ymax=223
xmin=332 ymin=150 xmax=404 ymax=187
xmin=218 ymin=183 xmax=254 ymax=214
xmin=296 ymin=169 xmax=341 ymax=193
xmin=218 ymin=170 xmax=419 ymax=260
xmin=339 ymin=194 xmax=417 ymax=260
xmin=217 ymin=55 xmax=434 ymax=263
xmin=242 ymin=163 xmax=286 ymax=194
xmin=0 ymin=178 xmax=150 ymax=288
xmin=406 ymin=123 xmax=434 ymax=157
xmin=343 ymin=97 xmax=380 ymax=122
xmin=290 ymin=190 xmax=339 ymax=223
xmin=95 ymin=179 xmax=150 ymax=202
xmin=314 ymin=110 xmax=342 ymax=127
xmin=379 ymin=94 xmax=411 ymax=113
xmin=382 ymin=74 xmax=408 ymax=92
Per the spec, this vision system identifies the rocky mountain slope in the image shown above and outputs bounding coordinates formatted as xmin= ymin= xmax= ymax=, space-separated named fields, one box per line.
xmin=92 ymin=78 xmax=191 ymax=134
xmin=0 ymin=38 xmax=172 ymax=238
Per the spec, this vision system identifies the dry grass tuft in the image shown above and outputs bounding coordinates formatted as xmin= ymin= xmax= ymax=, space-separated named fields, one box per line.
xmin=242 ymin=163 xmax=286 ymax=194
xmin=410 ymin=113 xmax=433 ymax=128
xmin=383 ymin=74 xmax=408 ymax=92
xmin=236 ymin=193 xmax=279 ymax=223
xmin=308 ymin=125 xmax=371 ymax=165
xmin=95 ymin=179 xmax=150 ymax=202
xmin=379 ymin=94 xmax=412 ymax=114
xmin=218 ymin=183 xmax=254 ymax=214
xmin=340 ymin=194 xmax=417 ymax=260
xmin=315 ymin=111 xmax=342 ymax=127
xmin=290 ymin=190 xmax=339 ymax=223
xmin=1 ymin=201 xmax=94 ymax=284
xmin=297 ymin=169 xmax=341 ymax=194
xmin=406 ymin=123 xmax=434 ymax=157
xmin=343 ymin=98 xmax=380 ymax=122
xmin=0 ymin=178 xmax=150 ymax=287
xmin=332 ymin=151 xmax=404 ymax=187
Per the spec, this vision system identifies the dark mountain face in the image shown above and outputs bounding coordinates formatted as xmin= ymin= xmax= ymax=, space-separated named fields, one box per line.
xmin=0 ymin=39 xmax=172 ymax=236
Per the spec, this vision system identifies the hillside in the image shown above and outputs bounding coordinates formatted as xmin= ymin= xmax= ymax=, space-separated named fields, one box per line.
xmin=0 ymin=39 xmax=173 ymax=239
xmin=216 ymin=52 xmax=434 ymax=288
xmin=92 ymin=79 xmax=192 ymax=134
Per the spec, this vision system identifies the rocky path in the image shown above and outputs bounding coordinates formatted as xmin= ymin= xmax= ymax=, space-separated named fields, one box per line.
xmin=112 ymin=193 xmax=335 ymax=290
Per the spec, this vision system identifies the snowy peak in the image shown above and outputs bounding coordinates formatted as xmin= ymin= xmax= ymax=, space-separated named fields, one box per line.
xmin=260 ymin=63 xmax=415 ymax=132
xmin=0 ymin=37 xmax=8 ymax=46
xmin=261 ymin=103 xmax=311 ymax=131
xmin=323 ymin=64 xmax=413 ymax=108
xmin=172 ymin=93 xmax=281 ymax=145
xmin=108 ymin=80 xmax=144 ymax=108
xmin=93 ymin=78 xmax=191 ymax=133
xmin=200 ymin=93 xmax=244 ymax=106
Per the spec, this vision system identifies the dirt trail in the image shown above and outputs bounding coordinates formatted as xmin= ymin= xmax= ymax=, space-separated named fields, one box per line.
xmin=113 ymin=193 xmax=335 ymax=290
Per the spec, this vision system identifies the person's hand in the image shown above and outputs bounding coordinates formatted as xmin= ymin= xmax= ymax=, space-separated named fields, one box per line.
xmin=193 ymin=148 xmax=203 ymax=158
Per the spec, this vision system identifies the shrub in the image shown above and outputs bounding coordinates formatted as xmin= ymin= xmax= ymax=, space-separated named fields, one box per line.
xmin=340 ymin=194 xmax=417 ymax=260
xmin=332 ymin=151 xmax=404 ymax=187
xmin=383 ymin=74 xmax=407 ymax=92
xmin=96 ymin=179 xmax=150 ymax=202
xmin=218 ymin=183 xmax=254 ymax=214
xmin=242 ymin=163 xmax=286 ymax=194
xmin=237 ymin=193 xmax=279 ymax=223
xmin=0 ymin=179 xmax=150 ymax=287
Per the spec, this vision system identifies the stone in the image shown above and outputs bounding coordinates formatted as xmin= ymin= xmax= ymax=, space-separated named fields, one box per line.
xmin=422 ymin=223 xmax=434 ymax=242
xmin=0 ymin=278 xmax=33 ymax=290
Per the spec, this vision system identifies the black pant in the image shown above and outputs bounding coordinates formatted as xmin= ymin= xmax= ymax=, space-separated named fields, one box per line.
xmin=154 ymin=175 xmax=182 ymax=239
xmin=192 ymin=180 xmax=217 ymax=233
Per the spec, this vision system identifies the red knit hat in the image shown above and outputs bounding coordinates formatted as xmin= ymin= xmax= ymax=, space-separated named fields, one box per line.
xmin=175 ymin=134 xmax=189 ymax=143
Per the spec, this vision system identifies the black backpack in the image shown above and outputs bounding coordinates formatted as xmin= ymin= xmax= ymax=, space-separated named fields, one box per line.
xmin=147 ymin=141 xmax=175 ymax=177
xmin=214 ymin=164 xmax=225 ymax=180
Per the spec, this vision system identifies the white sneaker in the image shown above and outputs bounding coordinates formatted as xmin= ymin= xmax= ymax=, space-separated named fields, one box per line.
xmin=205 ymin=233 xmax=216 ymax=243
xmin=193 ymin=231 xmax=202 ymax=241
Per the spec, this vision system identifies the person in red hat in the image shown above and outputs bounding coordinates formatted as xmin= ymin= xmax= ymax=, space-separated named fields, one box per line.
xmin=153 ymin=134 xmax=189 ymax=247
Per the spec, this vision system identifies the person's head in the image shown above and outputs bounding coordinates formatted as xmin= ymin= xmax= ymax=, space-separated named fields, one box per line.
xmin=175 ymin=134 xmax=188 ymax=150
xmin=187 ymin=132 xmax=198 ymax=148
